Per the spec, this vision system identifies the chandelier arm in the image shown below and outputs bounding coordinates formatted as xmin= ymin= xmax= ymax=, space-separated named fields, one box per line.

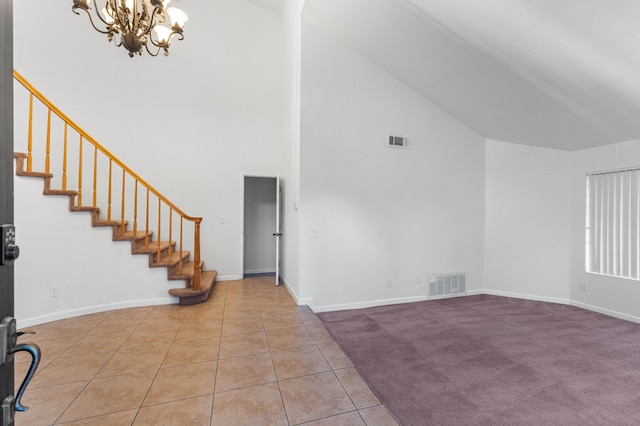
xmin=136 ymin=1 xmax=151 ymax=36
xmin=114 ymin=2 xmax=130 ymax=35
xmin=132 ymin=0 xmax=139 ymax=34
xmin=145 ymin=43 xmax=162 ymax=57
xmin=147 ymin=7 xmax=177 ymax=50
xmin=145 ymin=5 xmax=172 ymax=49
xmin=90 ymin=1 xmax=111 ymax=26
xmin=72 ymin=6 xmax=111 ymax=35
xmin=147 ymin=5 xmax=163 ymax=33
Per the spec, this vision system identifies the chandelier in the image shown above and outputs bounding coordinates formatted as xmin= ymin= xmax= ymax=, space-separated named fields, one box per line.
xmin=72 ymin=0 xmax=189 ymax=57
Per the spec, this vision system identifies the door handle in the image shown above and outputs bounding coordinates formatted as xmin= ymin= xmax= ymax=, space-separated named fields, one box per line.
xmin=0 ymin=317 xmax=41 ymax=424
xmin=272 ymin=233 xmax=282 ymax=237
xmin=11 ymin=342 xmax=40 ymax=412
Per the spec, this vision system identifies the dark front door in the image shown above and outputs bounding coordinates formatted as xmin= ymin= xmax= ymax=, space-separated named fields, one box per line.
xmin=0 ymin=0 xmax=14 ymax=422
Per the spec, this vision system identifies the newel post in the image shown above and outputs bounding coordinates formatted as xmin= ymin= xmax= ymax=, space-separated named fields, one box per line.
xmin=193 ymin=218 xmax=202 ymax=291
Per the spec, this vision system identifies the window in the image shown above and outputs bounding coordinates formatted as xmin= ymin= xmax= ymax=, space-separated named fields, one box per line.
xmin=586 ymin=167 xmax=640 ymax=279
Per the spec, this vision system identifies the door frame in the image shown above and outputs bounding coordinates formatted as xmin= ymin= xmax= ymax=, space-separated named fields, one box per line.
xmin=0 ymin=0 xmax=14 ymax=418
xmin=239 ymin=173 xmax=281 ymax=282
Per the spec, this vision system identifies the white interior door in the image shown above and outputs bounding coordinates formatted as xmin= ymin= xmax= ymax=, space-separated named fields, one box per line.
xmin=274 ymin=176 xmax=281 ymax=286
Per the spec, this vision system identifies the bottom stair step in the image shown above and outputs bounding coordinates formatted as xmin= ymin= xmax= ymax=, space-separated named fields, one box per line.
xmin=168 ymin=270 xmax=217 ymax=305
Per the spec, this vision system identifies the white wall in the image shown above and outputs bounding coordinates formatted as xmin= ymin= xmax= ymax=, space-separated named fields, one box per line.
xmin=570 ymin=139 xmax=640 ymax=321
xmin=484 ymin=139 xmax=572 ymax=303
xmin=243 ymin=177 xmax=277 ymax=274
xmin=300 ymin=22 xmax=486 ymax=311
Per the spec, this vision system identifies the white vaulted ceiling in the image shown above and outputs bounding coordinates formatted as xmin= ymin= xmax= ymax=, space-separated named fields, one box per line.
xmin=302 ymin=0 xmax=640 ymax=150
xmin=245 ymin=0 xmax=285 ymax=15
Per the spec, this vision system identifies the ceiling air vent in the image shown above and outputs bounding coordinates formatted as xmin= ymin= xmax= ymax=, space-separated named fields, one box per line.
xmin=388 ymin=136 xmax=409 ymax=149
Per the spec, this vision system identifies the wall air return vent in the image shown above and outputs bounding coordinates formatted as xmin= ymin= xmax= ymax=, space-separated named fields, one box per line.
xmin=388 ymin=136 xmax=409 ymax=149
xmin=428 ymin=272 xmax=466 ymax=299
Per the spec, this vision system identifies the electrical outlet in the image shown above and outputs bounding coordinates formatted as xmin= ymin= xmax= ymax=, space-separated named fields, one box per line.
xmin=416 ymin=276 xmax=423 ymax=285
xmin=387 ymin=279 xmax=392 ymax=287
xmin=579 ymin=282 xmax=590 ymax=291
xmin=49 ymin=287 xmax=59 ymax=298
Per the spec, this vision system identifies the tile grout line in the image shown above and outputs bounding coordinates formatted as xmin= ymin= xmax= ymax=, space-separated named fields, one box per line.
xmin=50 ymin=309 xmax=131 ymax=425
xmin=210 ymin=280 xmax=233 ymax=425
xmin=131 ymin=304 xmax=190 ymax=425
xmin=263 ymin=282 xmax=293 ymax=426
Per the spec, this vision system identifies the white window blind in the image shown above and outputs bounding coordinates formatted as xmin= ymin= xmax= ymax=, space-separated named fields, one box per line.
xmin=586 ymin=168 xmax=640 ymax=279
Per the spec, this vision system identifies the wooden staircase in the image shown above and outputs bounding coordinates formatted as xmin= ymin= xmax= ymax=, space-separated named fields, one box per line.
xmin=14 ymin=152 xmax=216 ymax=305
xmin=12 ymin=70 xmax=219 ymax=305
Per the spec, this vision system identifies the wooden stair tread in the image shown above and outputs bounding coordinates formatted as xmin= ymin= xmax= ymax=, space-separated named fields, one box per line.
xmin=169 ymin=261 xmax=204 ymax=280
xmin=169 ymin=270 xmax=217 ymax=305
xmin=45 ymin=189 xmax=78 ymax=196
xmin=18 ymin=170 xmax=53 ymax=178
xmin=133 ymin=240 xmax=175 ymax=254
xmin=94 ymin=220 xmax=124 ymax=227
xmin=71 ymin=206 xmax=98 ymax=212
xmin=113 ymin=230 xmax=151 ymax=241
xmin=150 ymin=250 xmax=190 ymax=267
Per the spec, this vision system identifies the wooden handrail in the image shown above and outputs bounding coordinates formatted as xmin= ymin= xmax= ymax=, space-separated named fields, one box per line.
xmin=13 ymin=70 xmax=201 ymax=222
xmin=14 ymin=69 xmax=203 ymax=290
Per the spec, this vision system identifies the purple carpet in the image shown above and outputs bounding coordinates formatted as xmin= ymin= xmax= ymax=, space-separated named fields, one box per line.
xmin=317 ymin=295 xmax=640 ymax=425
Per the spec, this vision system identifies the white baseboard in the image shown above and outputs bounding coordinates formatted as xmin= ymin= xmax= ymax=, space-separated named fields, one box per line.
xmin=481 ymin=288 xmax=570 ymax=305
xmin=570 ymin=300 xmax=640 ymax=324
xmin=243 ymin=268 xmax=276 ymax=275
xmin=427 ymin=292 xmax=470 ymax=301
xmin=277 ymin=275 xmax=312 ymax=306
xmin=17 ymin=297 xmax=176 ymax=327
xmin=312 ymin=295 xmax=431 ymax=313
xmin=483 ymin=289 xmax=640 ymax=324
xmin=310 ymin=289 xmax=572 ymax=314
xmin=216 ymin=274 xmax=242 ymax=281
xmin=21 ymin=284 xmax=640 ymax=328
xmin=278 ymin=276 xmax=300 ymax=304
xmin=312 ymin=288 xmax=640 ymax=326
xmin=280 ymin=276 xmax=296 ymax=300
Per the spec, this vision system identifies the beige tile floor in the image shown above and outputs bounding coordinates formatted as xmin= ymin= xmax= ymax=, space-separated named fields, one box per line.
xmin=14 ymin=277 xmax=399 ymax=425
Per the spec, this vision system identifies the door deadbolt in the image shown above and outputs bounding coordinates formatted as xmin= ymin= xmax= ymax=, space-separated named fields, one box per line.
xmin=0 ymin=225 xmax=19 ymax=266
